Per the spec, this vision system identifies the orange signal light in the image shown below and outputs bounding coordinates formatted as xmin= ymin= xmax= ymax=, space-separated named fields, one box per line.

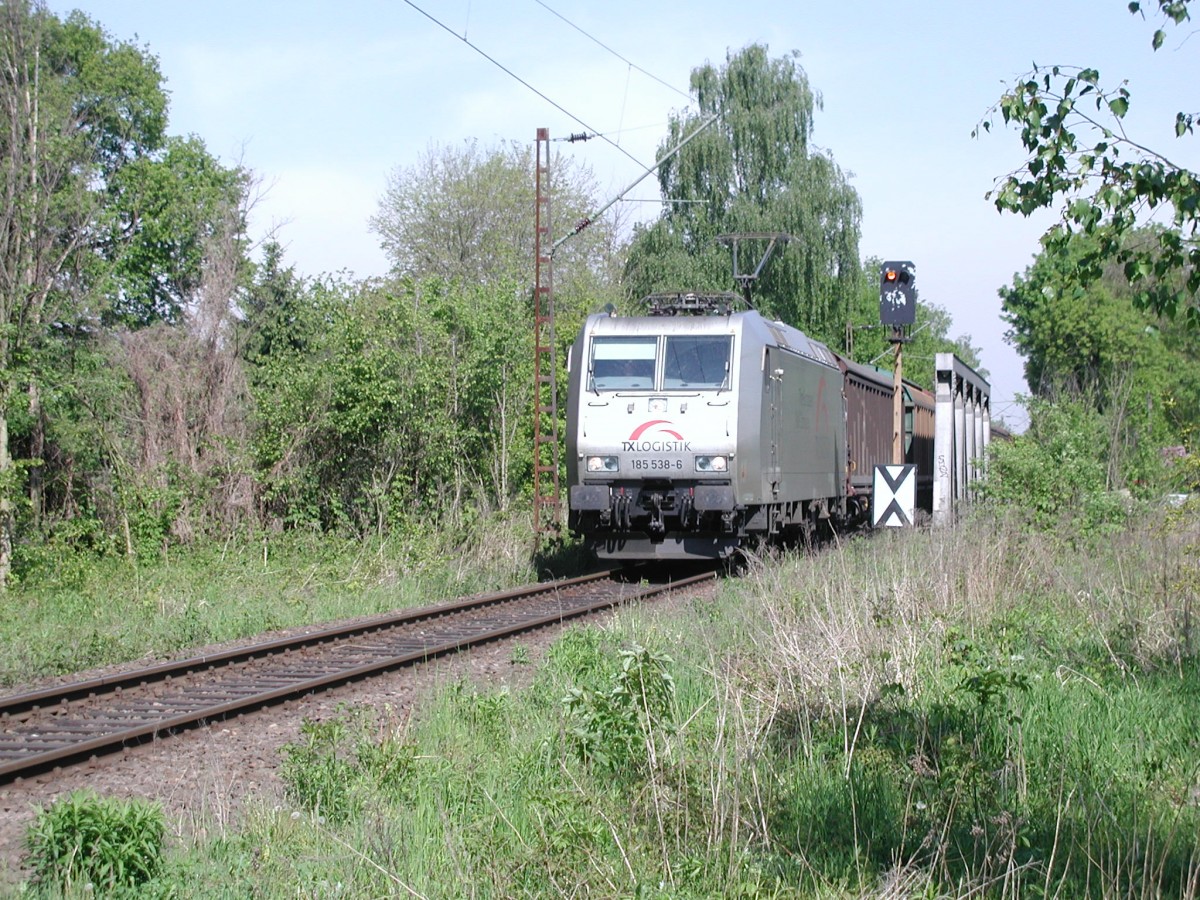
xmin=884 ymin=269 xmax=898 ymax=282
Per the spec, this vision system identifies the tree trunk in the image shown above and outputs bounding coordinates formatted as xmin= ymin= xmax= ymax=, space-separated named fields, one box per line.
xmin=28 ymin=368 xmax=43 ymax=531
xmin=0 ymin=410 xmax=12 ymax=589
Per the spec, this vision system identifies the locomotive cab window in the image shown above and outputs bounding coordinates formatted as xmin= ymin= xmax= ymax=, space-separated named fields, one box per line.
xmin=590 ymin=336 xmax=657 ymax=390
xmin=663 ymin=335 xmax=732 ymax=390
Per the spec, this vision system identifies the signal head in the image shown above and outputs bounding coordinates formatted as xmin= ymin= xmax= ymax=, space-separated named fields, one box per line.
xmin=879 ymin=260 xmax=916 ymax=327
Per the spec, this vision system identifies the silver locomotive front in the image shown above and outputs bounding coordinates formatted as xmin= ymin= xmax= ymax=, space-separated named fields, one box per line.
xmin=566 ymin=311 xmax=742 ymax=560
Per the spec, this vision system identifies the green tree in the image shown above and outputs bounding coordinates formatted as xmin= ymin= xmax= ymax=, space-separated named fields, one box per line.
xmin=369 ymin=139 xmax=621 ymax=313
xmin=982 ymin=396 xmax=1129 ymax=531
xmin=977 ymin=0 xmax=1198 ymax=325
xmin=101 ymin=134 xmax=249 ymax=328
xmin=249 ymin=273 xmax=535 ymax=536
xmin=1000 ymin=228 xmax=1200 ymax=449
xmin=241 ymin=239 xmax=310 ymax=363
xmin=368 ymin=137 xmax=625 ymax=531
xmin=625 ymin=44 xmax=862 ymax=340
xmin=0 ymin=1 xmax=168 ymax=583
xmin=0 ymin=3 xmax=251 ymax=581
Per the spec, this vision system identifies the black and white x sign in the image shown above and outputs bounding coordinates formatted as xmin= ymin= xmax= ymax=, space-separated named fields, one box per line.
xmin=872 ymin=464 xmax=916 ymax=527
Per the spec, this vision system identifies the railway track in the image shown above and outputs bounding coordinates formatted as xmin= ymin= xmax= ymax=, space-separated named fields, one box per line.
xmin=0 ymin=568 xmax=716 ymax=784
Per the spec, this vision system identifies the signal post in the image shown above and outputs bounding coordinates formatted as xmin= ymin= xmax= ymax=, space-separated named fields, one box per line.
xmin=871 ymin=261 xmax=918 ymax=528
xmin=879 ymin=261 xmax=916 ymax=464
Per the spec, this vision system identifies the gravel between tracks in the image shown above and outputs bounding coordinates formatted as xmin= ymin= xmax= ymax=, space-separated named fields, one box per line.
xmin=0 ymin=582 xmax=706 ymax=887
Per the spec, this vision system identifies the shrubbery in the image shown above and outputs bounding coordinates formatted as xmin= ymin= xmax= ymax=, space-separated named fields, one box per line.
xmin=983 ymin=397 xmax=1135 ymax=533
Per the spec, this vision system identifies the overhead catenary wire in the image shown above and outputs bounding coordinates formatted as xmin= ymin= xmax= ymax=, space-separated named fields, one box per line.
xmin=552 ymin=113 xmax=718 ymax=254
xmin=533 ymin=0 xmax=692 ymax=102
xmin=532 ymin=0 xmax=696 ymax=155
xmin=401 ymin=0 xmax=647 ymax=169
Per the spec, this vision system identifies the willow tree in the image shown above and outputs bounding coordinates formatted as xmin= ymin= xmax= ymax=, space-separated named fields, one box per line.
xmin=625 ymin=45 xmax=862 ymax=340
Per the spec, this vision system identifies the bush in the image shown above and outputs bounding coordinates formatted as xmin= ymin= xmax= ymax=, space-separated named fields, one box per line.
xmin=25 ymin=790 xmax=166 ymax=895
xmin=983 ymin=397 xmax=1127 ymax=533
xmin=562 ymin=644 xmax=676 ymax=774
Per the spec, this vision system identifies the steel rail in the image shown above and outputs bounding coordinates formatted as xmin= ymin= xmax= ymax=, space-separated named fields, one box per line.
xmin=0 ymin=569 xmax=715 ymax=783
xmin=0 ymin=570 xmax=615 ymax=719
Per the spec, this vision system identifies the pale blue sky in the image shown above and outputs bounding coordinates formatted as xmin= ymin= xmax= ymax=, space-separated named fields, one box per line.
xmin=48 ymin=1 xmax=1200 ymax=429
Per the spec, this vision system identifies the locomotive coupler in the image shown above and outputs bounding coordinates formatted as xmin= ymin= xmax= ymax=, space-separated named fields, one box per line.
xmin=646 ymin=492 xmax=666 ymax=536
xmin=677 ymin=489 xmax=695 ymax=529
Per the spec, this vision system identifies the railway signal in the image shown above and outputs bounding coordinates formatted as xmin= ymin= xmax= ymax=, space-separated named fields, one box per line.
xmin=880 ymin=260 xmax=916 ymax=465
xmin=879 ymin=260 xmax=916 ymax=328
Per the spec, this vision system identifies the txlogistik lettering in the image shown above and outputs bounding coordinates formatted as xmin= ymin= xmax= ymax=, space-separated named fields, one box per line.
xmin=621 ymin=440 xmax=692 ymax=452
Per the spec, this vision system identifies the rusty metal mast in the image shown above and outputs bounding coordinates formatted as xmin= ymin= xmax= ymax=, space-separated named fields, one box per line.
xmin=532 ymin=128 xmax=560 ymax=534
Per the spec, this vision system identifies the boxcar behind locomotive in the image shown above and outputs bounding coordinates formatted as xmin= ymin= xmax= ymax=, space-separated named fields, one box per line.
xmin=566 ymin=297 xmax=851 ymax=560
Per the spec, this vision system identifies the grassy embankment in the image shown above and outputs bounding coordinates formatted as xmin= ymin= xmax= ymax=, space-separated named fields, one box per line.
xmin=0 ymin=513 xmax=558 ymax=688
xmin=9 ymin=503 xmax=1200 ymax=897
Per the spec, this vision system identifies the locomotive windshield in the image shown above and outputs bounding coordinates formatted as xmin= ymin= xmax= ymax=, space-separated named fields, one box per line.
xmin=589 ymin=334 xmax=733 ymax=391
xmin=590 ymin=336 xmax=656 ymax=390
xmin=663 ymin=335 xmax=731 ymax=389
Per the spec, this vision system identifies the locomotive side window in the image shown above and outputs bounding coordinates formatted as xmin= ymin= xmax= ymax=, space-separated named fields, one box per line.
xmin=590 ymin=336 xmax=657 ymax=390
xmin=663 ymin=336 xmax=732 ymax=390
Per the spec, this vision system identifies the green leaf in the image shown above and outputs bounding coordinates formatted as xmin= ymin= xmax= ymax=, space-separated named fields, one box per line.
xmin=1109 ymin=96 xmax=1129 ymax=118
xmin=1152 ymin=28 xmax=1166 ymax=49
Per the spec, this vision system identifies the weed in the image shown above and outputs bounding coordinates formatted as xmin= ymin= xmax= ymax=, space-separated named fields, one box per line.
xmin=25 ymin=790 xmax=166 ymax=895
xmin=449 ymin=680 xmax=514 ymax=739
xmin=278 ymin=706 xmax=415 ymax=825
xmin=562 ymin=644 xmax=676 ymax=774
xmin=509 ymin=643 xmax=530 ymax=665
xmin=539 ymin=626 xmax=620 ymax=692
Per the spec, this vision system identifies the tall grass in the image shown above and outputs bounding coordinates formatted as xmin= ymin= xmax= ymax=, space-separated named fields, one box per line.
xmin=741 ymin=505 xmax=1200 ymax=896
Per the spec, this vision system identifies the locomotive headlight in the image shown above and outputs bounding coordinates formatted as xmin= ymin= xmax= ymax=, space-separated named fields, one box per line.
xmin=695 ymin=455 xmax=728 ymax=473
xmin=586 ymin=455 xmax=619 ymax=473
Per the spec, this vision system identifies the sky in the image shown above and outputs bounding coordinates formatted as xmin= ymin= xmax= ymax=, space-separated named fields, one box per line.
xmin=47 ymin=0 xmax=1200 ymax=432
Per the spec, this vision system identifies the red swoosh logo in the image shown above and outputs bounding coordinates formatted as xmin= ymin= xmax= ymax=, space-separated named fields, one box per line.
xmin=629 ymin=420 xmax=684 ymax=441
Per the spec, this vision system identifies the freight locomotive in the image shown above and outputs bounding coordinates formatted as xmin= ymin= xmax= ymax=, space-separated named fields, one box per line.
xmin=565 ymin=292 xmax=935 ymax=561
